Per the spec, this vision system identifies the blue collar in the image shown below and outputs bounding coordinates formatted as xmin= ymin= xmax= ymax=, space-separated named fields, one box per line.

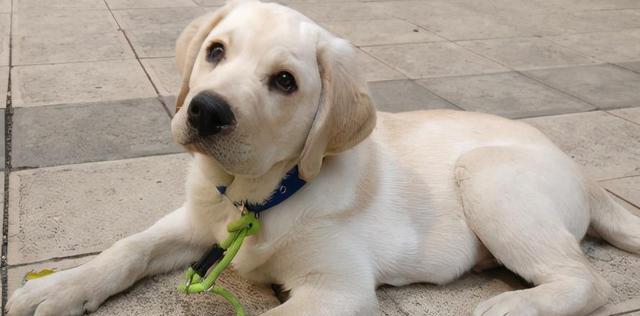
xmin=216 ymin=166 xmax=307 ymax=213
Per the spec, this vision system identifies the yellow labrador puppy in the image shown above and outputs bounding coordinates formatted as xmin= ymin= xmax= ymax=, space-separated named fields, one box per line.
xmin=8 ymin=1 xmax=640 ymax=315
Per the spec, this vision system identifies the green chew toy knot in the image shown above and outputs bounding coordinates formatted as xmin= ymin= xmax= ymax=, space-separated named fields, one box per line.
xmin=179 ymin=212 xmax=260 ymax=316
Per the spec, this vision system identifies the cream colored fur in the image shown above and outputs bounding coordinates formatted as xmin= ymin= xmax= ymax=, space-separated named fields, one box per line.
xmin=7 ymin=1 xmax=640 ymax=315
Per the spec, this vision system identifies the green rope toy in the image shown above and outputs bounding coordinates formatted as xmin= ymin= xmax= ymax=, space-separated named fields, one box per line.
xmin=178 ymin=211 xmax=260 ymax=316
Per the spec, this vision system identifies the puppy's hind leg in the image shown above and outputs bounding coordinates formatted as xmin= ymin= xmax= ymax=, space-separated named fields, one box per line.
xmin=588 ymin=183 xmax=640 ymax=254
xmin=455 ymin=146 xmax=612 ymax=316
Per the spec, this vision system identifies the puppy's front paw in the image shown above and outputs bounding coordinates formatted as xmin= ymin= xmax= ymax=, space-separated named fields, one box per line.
xmin=6 ymin=267 xmax=106 ymax=316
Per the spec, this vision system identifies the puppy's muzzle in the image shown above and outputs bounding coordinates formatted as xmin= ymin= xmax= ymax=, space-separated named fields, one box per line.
xmin=188 ymin=93 xmax=236 ymax=137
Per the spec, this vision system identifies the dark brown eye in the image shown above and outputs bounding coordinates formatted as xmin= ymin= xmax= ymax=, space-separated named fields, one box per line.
xmin=207 ymin=42 xmax=225 ymax=63
xmin=270 ymin=71 xmax=297 ymax=94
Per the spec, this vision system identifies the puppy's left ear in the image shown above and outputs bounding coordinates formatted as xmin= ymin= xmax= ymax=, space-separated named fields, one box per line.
xmin=299 ymin=35 xmax=377 ymax=181
xmin=175 ymin=4 xmax=236 ymax=113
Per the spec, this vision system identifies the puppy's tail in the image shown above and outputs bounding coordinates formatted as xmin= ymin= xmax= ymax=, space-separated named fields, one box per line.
xmin=589 ymin=182 xmax=640 ymax=254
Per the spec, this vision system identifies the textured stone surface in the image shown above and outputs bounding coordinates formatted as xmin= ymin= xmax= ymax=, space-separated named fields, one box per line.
xmin=141 ymin=57 xmax=182 ymax=96
xmin=13 ymin=31 xmax=134 ymax=65
xmin=546 ymin=30 xmax=640 ymax=63
xmin=382 ymin=269 xmax=526 ymax=315
xmin=609 ymin=106 xmax=640 ymax=124
xmin=414 ymin=13 xmax=525 ymax=41
xmin=418 ymin=72 xmax=594 ymax=118
xmin=13 ymin=9 xmax=117 ymax=36
xmin=0 ymin=0 xmax=9 ymax=12
xmin=8 ymin=154 xmax=191 ymax=264
xmin=458 ymin=37 xmax=597 ymax=70
xmin=112 ymin=7 xmax=205 ymax=57
xmin=356 ymin=50 xmax=406 ymax=82
xmin=523 ymin=111 xmax=640 ymax=181
xmin=13 ymin=0 xmax=107 ymax=11
xmin=324 ymin=19 xmax=442 ymax=47
xmin=0 ymin=13 xmax=8 ymax=66
xmin=363 ymin=42 xmax=507 ymax=79
xmin=0 ymin=66 xmax=7 ymax=108
xmin=287 ymin=2 xmax=387 ymax=22
xmin=368 ymin=80 xmax=457 ymax=112
xmin=0 ymin=109 xmax=4 ymax=166
xmin=12 ymin=98 xmax=182 ymax=168
xmin=601 ymin=176 xmax=640 ymax=210
xmin=7 ymin=256 xmax=281 ymax=316
xmin=106 ymin=0 xmax=197 ymax=9
xmin=616 ymin=61 xmax=640 ymax=74
xmin=524 ymin=64 xmax=640 ymax=110
xmin=11 ymin=60 xmax=157 ymax=107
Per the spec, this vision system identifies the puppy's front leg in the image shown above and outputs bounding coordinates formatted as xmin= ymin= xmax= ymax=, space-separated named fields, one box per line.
xmin=7 ymin=206 xmax=210 ymax=316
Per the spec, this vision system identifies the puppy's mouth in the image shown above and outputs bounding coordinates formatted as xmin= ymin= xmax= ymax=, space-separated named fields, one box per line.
xmin=178 ymin=123 xmax=236 ymax=146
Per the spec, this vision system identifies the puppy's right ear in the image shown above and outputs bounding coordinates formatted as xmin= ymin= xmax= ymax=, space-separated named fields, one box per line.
xmin=175 ymin=4 xmax=234 ymax=113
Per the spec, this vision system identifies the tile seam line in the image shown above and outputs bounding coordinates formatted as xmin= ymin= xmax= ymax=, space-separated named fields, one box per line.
xmin=11 ymin=151 xmax=188 ymax=173
xmin=607 ymin=109 xmax=640 ymax=127
xmin=604 ymin=189 xmax=640 ymax=210
xmin=7 ymin=251 xmax=101 ymax=269
xmin=514 ymin=68 xmax=603 ymax=110
xmin=103 ymin=0 xmax=174 ymax=118
xmin=2 ymin=0 xmax=14 ymax=314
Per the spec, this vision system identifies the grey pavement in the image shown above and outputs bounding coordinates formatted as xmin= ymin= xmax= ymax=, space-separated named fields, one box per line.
xmin=1 ymin=0 xmax=640 ymax=315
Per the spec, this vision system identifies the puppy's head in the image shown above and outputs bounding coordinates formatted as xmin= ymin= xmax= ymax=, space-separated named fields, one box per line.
xmin=172 ymin=0 xmax=376 ymax=180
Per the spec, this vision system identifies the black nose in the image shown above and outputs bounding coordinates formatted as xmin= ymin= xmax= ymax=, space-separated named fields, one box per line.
xmin=187 ymin=93 xmax=236 ymax=137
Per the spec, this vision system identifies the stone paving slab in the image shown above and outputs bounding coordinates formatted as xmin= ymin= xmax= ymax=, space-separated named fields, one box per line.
xmin=287 ymin=2 xmax=388 ymax=22
xmin=617 ymin=61 xmax=640 ymax=74
xmin=523 ymin=111 xmax=640 ymax=181
xmin=0 ymin=0 xmax=9 ymax=13
xmin=13 ymin=9 xmax=117 ymax=37
xmin=11 ymin=98 xmax=181 ymax=168
xmin=412 ymin=13 xmax=527 ymax=41
xmin=192 ymin=0 xmax=225 ymax=7
xmin=0 ymin=13 xmax=8 ymax=66
xmin=571 ymin=10 xmax=640 ymax=32
xmin=8 ymin=154 xmax=191 ymax=265
xmin=7 ymin=256 xmax=280 ymax=316
xmin=11 ymin=60 xmax=157 ymax=107
xmin=12 ymin=0 xmax=107 ymax=11
xmin=524 ymin=64 xmax=640 ymax=110
xmin=610 ymin=106 xmax=640 ymax=124
xmin=106 ymin=0 xmax=197 ymax=10
xmin=498 ymin=12 xmax=622 ymax=36
xmin=363 ymin=42 xmax=507 ymax=79
xmin=557 ymin=0 xmax=640 ymax=11
xmin=0 ymin=109 xmax=4 ymax=167
xmin=545 ymin=30 xmax=640 ymax=64
xmin=141 ymin=57 xmax=182 ymax=96
xmin=112 ymin=7 xmax=205 ymax=57
xmin=0 ymin=66 xmax=7 ymax=108
xmin=381 ymin=268 xmax=526 ymax=315
xmin=601 ymin=176 xmax=640 ymax=211
xmin=458 ymin=37 xmax=597 ymax=71
xmin=418 ymin=72 xmax=594 ymax=118
xmin=323 ymin=19 xmax=443 ymax=47
xmin=12 ymin=31 xmax=134 ymax=66
xmin=356 ymin=50 xmax=406 ymax=82
xmin=368 ymin=80 xmax=457 ymax=113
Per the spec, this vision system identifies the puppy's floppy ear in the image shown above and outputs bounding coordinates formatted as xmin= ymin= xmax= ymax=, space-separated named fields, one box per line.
xmin=299 ymin=35 xmax=377 ymax=181
xmin=175 ymin=3 xmax=236 ymax=113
